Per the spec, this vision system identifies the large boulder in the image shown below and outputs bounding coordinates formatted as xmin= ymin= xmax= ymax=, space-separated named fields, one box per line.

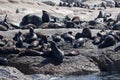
xmin=8 ymin=54 xmax=99 ymax=75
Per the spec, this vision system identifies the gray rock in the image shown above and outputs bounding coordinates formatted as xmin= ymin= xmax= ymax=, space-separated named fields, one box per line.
xmin=8 ymin=54 xmax=99 ymax=75
xmin=0 ymin=66 xmax=32 ymax=80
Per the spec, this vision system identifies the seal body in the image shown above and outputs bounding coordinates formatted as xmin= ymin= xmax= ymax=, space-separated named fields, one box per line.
xmin=61 ymin=32 xmax=75 ymax=44
xmin=49 ymin=41 xmax=64 ymax=63
xmin=98 ymin=35 xmax=116 ymax=48
xmin=15 ymin=31 xmax=23 ymax=48
xmin=25 ymin=27 xmax=38 ymax=44
xmin=73 ymin=38 xmax=87 ymax=48
xmin=20 ymin=14 xmax=42 ymax=28
xmin=42 ymin=10 xmax=50 ymax=23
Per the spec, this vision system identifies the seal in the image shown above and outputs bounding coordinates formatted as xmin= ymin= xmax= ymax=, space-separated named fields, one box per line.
xmin=20 ymin=14 xmax=42 ymax=28
xmin=65 ymin=21 xmax=74 ymax=28
xmin=52 ymin=33 xmax=61 ymax=43
xmin=25 ymin=27 xmax=38 ymax=44
xmin=72 ymin=16 xmax=80 ymax=25
xmin=0 ymin=57 xmax=8 ymax=65
xmin=97 ymin=11 xmax=103 ymax=18
xmin=42 ymin=10 xmax=50 ymax=23
xmin=15 ymin=31 xmax=23 ymax=48
xmin=28 ymin=39 xmax=39 ymax=49
xmin=0 ymin=15 xmax=9 ymax=31
xmin=98 ymin=35 xmax=116 ymax=48
xmin=13 ymin=31 xmax=24 ymax=41
xmin=49 ymin=41 xmax=64 ymax=63
xmin=75 ymin=32 xmax=83 ymax=39
xmin=101 ymin=2 xmax=107 ymax=9
xmin=82 ymin=27 xmax=92 ymax=39
xmin=36 ymin=32 xmax=48 ymax=44
xmin=61 ymin=31 xmax=75 ymax=44
xmin=73 ymin=38 xmax=87 ymax=48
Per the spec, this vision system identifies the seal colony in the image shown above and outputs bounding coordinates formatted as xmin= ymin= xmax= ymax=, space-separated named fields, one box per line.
xmin=0 ymin=10 xmax=119 ymax=66
xmin=0 ymin=1 xmax=119 ymax=70
xmin=0 ymin=26 xmax=120 ymax=66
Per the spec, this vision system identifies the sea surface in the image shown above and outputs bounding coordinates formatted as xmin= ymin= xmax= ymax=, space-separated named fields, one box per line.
xmin=30 ymin=73 xmax=120 ymax=80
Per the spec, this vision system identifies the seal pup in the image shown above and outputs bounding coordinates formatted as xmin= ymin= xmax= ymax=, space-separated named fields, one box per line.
xmin=49 ymin=41 xmax=64 ymax=63
xmin=98 ymin=35 xmax=116 ymax=48
xmin=42 ymin=10 xmax=50 ymax=23
xmin=25 ymin=27 xmax=38 ymax=44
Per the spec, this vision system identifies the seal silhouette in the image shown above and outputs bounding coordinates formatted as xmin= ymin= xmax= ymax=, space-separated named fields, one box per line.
xmin=25 ymin=27 xmax=38 ymax=44
xmin=49 ymin=41 xmax=64 ymax=63
xmin=15 ymin=31 xmax=23 ymax=48
xmin=97 ymin=11 xmax=103 ymax=18
xmin=42 ymin=10 xmax=50 ymax=23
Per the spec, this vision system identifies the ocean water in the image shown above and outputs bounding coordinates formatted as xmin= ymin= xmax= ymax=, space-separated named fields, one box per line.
xmin=31 ymin=73 xmax=120 ymax=80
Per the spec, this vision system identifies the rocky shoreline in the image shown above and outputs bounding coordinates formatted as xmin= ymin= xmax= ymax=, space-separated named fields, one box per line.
xmin=0 ymin=0 xmax=120 ymax=80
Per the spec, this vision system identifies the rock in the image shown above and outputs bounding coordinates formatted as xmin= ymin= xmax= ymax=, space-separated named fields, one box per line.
xmin=8 ymin=55 xmax=99 ymax=75
xmin=82 ymin=0 xmax=115 ymax=7
xmin=0 ymin=66 xmax=32 ymax=80
xmin=89 ymin=48 xmax=120 ymax=72
xmin=39 ymin=0 xmax=61 ymax=5
xmin=42 ymin=1 xmax=56 ymax=6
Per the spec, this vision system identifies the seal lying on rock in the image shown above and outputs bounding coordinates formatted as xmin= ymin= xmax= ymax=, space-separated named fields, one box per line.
xmin=98 ymin=35 xmax=116 ymax=48
xmin=20 ymin=14 xmax=42 ymax=29
xmin=49 ymin=41 xmax=64 ymax=63
xmin=73 ymin=38 xmax=87 ymax=48
xmin=61 ymin=31 xmax=75 ymax=44
xmin=75 ymin=28 xmax=92 ymax=39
